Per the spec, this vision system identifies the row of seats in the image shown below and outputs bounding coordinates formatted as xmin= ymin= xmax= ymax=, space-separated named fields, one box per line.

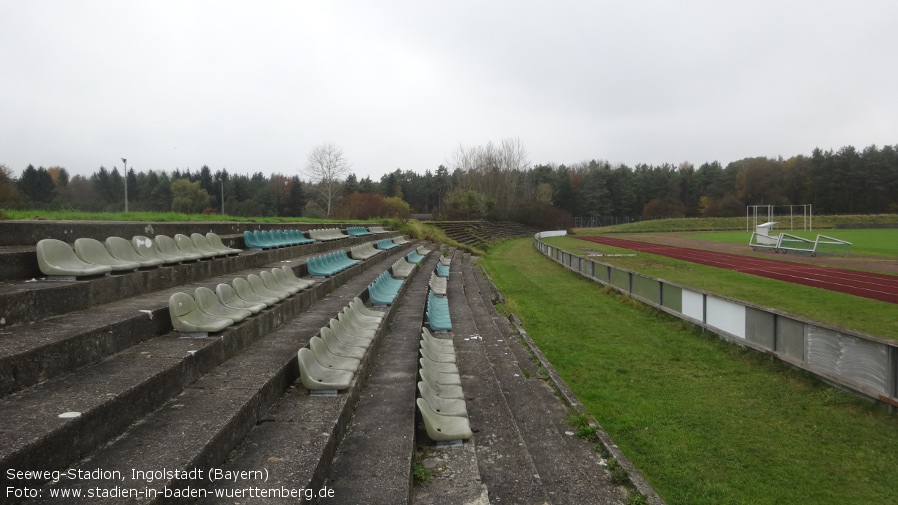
xmin=435 ymin=255 xmax=451 ymax=277
xmin=368 ymin=271 xmax=404 ymax=305
xmin=426 ymin=290 xmax=452 ymax=332
xmin=417 ymin=327 xmax=472 ymax=442
xmin=346 ymin=226 xmax=372 ymax=236
xmin=368 ymin=226 xmax=389 ymax=234
xmin=243 ymin=229 xmax=314 ymax=249
xmin=350 ymin=242 xmax=382 ymax=260
xmin=376 ymin=238 xmax=401 ymax=250
xmin=309 ymin=228 xmax=349 ymax=241
xmin=36 ymin=233 xmax=240 ymax=278
xmin=307 ymin=251 xmax=360 ymax=277
xmin=428 ymin=255 xmax=452 ymax=295
xmin=168 ymin=266 xmax=314 ymax=335
xmin=391 ymin=257 xmax=416 ymax=278
xmin=297 ymin=297 xmax=388 ymax=393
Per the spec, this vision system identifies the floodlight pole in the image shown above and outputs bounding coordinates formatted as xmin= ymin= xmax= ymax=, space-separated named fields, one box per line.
xmin=121 ymin=158 xmax=128 ymax=212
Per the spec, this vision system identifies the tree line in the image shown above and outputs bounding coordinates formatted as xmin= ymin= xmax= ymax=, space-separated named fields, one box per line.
xmin=2 ymin=141 xmax=895 ymax=228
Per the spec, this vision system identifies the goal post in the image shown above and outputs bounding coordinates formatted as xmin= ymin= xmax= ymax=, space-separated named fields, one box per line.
xmin=746 ymin=204 xmax=812 ymax=232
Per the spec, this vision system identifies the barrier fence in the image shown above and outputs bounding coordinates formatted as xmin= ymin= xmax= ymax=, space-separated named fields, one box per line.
xmin=533 ymin=232 xmax=898 ymax=410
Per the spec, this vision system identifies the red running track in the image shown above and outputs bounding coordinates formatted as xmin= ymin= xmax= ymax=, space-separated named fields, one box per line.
xmin=576 ymin=236 xmax=898 ymax=305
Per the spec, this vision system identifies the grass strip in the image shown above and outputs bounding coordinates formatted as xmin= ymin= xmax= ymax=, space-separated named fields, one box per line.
xmin=483 ymin=238 xmax=898 ymax=505
xmin=544 ymin=235 xmax=898 ymax=340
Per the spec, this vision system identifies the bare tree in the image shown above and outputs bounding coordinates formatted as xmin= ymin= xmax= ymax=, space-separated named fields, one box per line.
xmin=303 ymin=142 xmax=351 ymax=216
xmin=449 ymin=138 xmax=530 ymax=219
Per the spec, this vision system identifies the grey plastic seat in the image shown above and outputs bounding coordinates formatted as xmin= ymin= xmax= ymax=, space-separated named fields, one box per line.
xmin=261 ymin=269 xmax=300 ymax=295
xmin=417 ymin=245 xmax=432 ymax=255
xmin=215 ymin=283 xmax=266 ymax=314
xmin=272 ymin=267 xmax=308 ymax=292
xmin=429 ymin=273 xmax=448 ymax=296
xmin=420 ymin=342 xmax=456 ymax=364
xmin=320 ymin=327 xmax=366 ymax=359
xmin=420 ymin=372 xmax=464 ymax=399
xmin=233 ymin=277 xmax=278 ymax=307
xmin=344 ymin=304 xmax=382 ymax=327
xmin=419 ymin=357 xmax=459 ymax=375
xmin=418 ymin=380 xmax=468 ymax=417
xmin=248 ymin=273 xmax=289 ymax=301
xmin=175 ymin=233 xmax=216 ymax=259
xmin=194 ymin=286 xmax=252 ymax=323
xmin=206 ymin=232 xmax=242 ymax=255
xmin=36 ymin=239 xmax=113 ymax=278
xmin=440 ymin=256 xmax=452 ymax=266
xmin=310 ymin=336 xmax=361 ymax=372
xmin=419 ymin=366 xmax=462 ymax=386
xmin=191 ymin=233 xmax=229 ymax=257
xmin=155 ymin=234 xmax=202 ymax=262
xmin=329 ymin=318 xmax=373 ymax=347
xmin=351 ymin=297 xmax=385 ymax=321
xmin=280 ymin=265 xmax=315 ymax=289
xmin=74 ymin=238 xmax=140 ymax=272
xmin=422 ymin=327 xmax=455 ymax=350
xmin=298 ymin=347 xmax=352 ymax=391
xmin=168 ymin=292 xmax=232 ymax=334
xmin=132 ymin=236 xmax=182 ymax=265
xmin=391 ymin=257 xmax=416 ymax=278
xmin=416 ymin=398 xmax=472 ymax=441
xmin=105 ymin=236 xmax=164 ymax=269
xmin=340 ymin=307 xmax=379 ymax=332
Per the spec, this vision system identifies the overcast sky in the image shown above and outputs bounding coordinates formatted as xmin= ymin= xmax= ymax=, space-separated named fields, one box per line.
xmin=2 ymin=0 xmax=896 ymax=181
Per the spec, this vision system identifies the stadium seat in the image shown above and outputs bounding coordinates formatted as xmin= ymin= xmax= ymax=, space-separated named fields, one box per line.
xmin=74 ymin=238 xmax=140 ymax=272
xmin=429 ymin=272 xmax=448 ymax=296
xmin=337 ymin=311 xmax=377 ymax=339
xmin=168 ymin=292 xmax=232 ymax=335
xmin=419 ymin=341 xmax=456 ymax=364
xmin=232 ymin=277 xmax=279 ymax=307
xmin=416 ymin=398 xmax=472 ymax=441
xmin=175 ymin=233 xmax=217 ymax=259
xmin=329 ymin=317 xmax=373 ymax=346
xmin=155 ymin=234 xmax=202 ymax=262
xmin=279 ymin=265 xmax=316 ymax=289
xmin=248 ymin=273 xmax=289 ymax=301
xmin=215 ymin=283 xmax=266 ymax=314
xmin=419 ymin=370 xmax=464 ymax=399
xmin=391 ymin=257 xmax=416 ymax=278
xmin=132 ymin=235 xmax=183 ymax=265
xmin=260 ymin=269 xmax=299 ymax=296
xmin=419 ymin=366 xmax=462 ymax=386
xmin=422 ymin=327 xmax=454 ymax=350
xmin=375 ymin=238 xmax=399 ymax=250
xmin=350 ymin=297 xmax=385 ymax=321
xmin=320 ymin=327 xmax=367 ymax=359
xmin=272 ymin=267 xmax=311 ymax=292
xmin=36 ymin=238 xmax=113 ymax=278
xmin=194 ymin=286 xmax=252 ymax=323
xmin=309 ymin=336 xmax=361 ymax=372
xmin=406 ymin=250 xmax=425 ymax=264
xmin=105 ymin=236 xmax=164 ymax=269
xmin=206 ymin=232 xmax=242 ymax=255
xmin=419 ymin=357 xmax=459 ymax=375
xmin=417 ymin=380 xmax=468 ymax=417
xmin=298 ymin=347 xmax=352 ymax=391
xmin=343 ymin=304 xmax=382 ymax=327
xmin=435 ymin=262 xmax=450 ymax=278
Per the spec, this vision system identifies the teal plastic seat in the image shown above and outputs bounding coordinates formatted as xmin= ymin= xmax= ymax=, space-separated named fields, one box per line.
xmin=74 ymin=238 xmax=140 ymax=272
xmin=36 ymin=239 xmax=113 ymax=278
xmin=416 ymin=398 xmax=472 ymax=441
xmin=435 ymin=263 xmax=450 ymax=278
xmin=105 ymin=236 xmax=163 ymax=268
xmin=168 ymin=292 xmax=232 ymax=334
xmin=194 ymin=286 xmax=252 ymax=323
xmin=132 ymin=236 xmax=182 ymax=265
xmin=155 ymin=235 xmax=202 ymax=262
xmin=406 ymin=251 xmax=425 ymax=264
xmin=309 ymin=336 xmax=361 ymax=372
xmin=298 ymin=347 xmax=352 ymax=391
xmin=215 ymin=283 xmax=266 ymax=314
xmin=417 ymin=381 xmax=468 ymax=417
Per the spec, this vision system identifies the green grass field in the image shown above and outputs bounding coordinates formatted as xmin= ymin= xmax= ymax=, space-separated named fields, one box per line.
xmin=483 ymin=238 xmax=898 ymax=505
xmin=543 ymin=235 xmax=898 ymax=340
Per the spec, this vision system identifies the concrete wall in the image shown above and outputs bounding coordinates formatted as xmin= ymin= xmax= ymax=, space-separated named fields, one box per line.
xmin=534 ymin=236 xmax=898 ymax=409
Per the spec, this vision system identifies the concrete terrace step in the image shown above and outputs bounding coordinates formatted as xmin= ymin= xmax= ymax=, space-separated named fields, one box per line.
xmin=0 ymin=245 xmax=414 ymax=502
xmin=322 ymin=253 xmax=441 ymax=504
xmin=192 ymin=251 xmax=433 ymax=505
xmin=460 ymin=255 xmax=624 ymax=505
xmin=0 ymin=247 xmax=393 ymax=398
xmin=443 ymin=251 xmax=551 ymax=505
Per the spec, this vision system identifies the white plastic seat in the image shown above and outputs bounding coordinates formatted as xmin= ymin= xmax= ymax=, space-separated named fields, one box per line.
xmin=74 ymin=238 xmax=140 ymax=272
xmin=215 ymin=283 xmax=265 ymax=314
xmin=260 ymin=270 xmax=299 ymax=296
xmin=440 ymin=256 xmax=451 ymax=266
xmin=233 ymin=277 xmax=278 ymax=307
xmin=36 ymin=239 xmax=113 ymax=278
xmin=298 ymin=348 xmax=352 ymax=391
xmin=310 ymin=336 xmax=361 ymax=372
xmin=421 ymin=327 xmax=455 ymax=350
xmin=132 ymin=236 xmax=182 ymax=265
xmin=168 ymin=292 xmax=232 ymax=334
xmin=419 ymin=357 xmax=459 ymax=375
xmin=105 ymin=236 xmax=163 ymax=268
xmin=329 ymin=318 xmax=373 ymax=347
xmin=339 ymin=308 xmax=379 ymax=333
xmin=428 ymin=273 xmax=448 ymax=296
xmin=420 ymin=366 xmax=462 ymax=386
xmin=280 ymin=265 xmax=315 ymax=289
xmin=155 ymin=234 xmax=202 ymax=262
xmin=391 ymin=258 xmax=416 ymax=278
xmin=351 ymin=297 xmax=385 ymax=321
xmin=320 ymin=327 xmax=366 ymax=359
xmin=194 ymin=286 xmax=252 ymax=323
xmin=271 ymin=267 xmax=307 ymax=292
xmin=416 ymin=398 xmax=472 ymax=441
xmin=417 ymin=381 xmax=468 ymax=417
xmin=344 ymin=304 xmax=382 ymax=327
xmin=420 ymin=342 xmax=456 ymax=363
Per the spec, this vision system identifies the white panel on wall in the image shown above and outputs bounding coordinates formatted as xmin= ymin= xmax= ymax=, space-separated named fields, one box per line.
xmin=681 ymin=290 xmax=704 ymax=321
xmin=706 ymin=296 xmax=746 ymax=338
